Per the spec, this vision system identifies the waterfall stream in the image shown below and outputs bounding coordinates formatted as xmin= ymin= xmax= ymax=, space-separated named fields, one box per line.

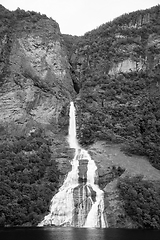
xmin=38 ymin=102 xmax=107 ymax=227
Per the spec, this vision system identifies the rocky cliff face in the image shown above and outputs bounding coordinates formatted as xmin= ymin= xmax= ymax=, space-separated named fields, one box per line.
xmin=0 ymin=6 xmax=75 ymax=137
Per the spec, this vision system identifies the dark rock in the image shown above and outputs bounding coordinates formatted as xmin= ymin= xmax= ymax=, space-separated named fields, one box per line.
xmin=78 ymin=159 xmax=88 ymax=183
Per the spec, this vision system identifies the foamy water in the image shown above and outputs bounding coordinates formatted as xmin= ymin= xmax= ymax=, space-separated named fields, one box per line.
xmin=38 ymin=102 xmax=107 ymax=227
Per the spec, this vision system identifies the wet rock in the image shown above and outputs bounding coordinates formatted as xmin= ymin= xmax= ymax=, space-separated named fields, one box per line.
xmin=78 ymin=159 xmax=88 ymax=183
xmin=73 ymin=184 xmax=94 ymax=227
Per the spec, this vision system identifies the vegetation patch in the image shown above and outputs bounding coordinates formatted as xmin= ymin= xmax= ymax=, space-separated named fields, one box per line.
xmin=0 ymin=130 xmax=60 ymax=226
xmin=118 ymin=176 xmax=160 ymax=229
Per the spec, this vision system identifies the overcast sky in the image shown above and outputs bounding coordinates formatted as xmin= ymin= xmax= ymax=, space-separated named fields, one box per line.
xmin=1 ymin=0 xmax=160 ymax=36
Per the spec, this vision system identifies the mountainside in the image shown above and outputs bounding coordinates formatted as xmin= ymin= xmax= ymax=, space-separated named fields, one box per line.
xmin=67 ymin=5 xmax=160 ymax=170
xmin=1 ymin=4 xmax=160 ymax=228
xmin=65 ymin=5 xmax=160 ymax=228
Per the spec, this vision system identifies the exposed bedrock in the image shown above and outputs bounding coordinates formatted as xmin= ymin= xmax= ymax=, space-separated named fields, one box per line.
xmin=78 ymin=159 xmax=88 ymax=183
xmin=0 ymin=11 xmax=76 ymax=137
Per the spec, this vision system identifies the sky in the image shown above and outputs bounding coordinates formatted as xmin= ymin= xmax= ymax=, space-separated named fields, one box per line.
xmin=1 ymin=0 xmax=160 ymax=36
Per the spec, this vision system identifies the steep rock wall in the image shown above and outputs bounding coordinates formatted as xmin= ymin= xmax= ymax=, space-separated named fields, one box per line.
xmin=0 ymin=8 xmax=75 ymax=136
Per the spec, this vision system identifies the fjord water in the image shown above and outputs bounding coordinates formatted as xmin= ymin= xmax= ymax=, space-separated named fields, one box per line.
xmin=39 ymin=102 xmax=107 ymax=227
xmin=1 ymin=227 xmax=160 ymax=240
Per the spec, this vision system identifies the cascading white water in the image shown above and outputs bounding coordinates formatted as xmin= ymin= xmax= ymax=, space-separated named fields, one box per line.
xmin=77 ymin=149 xmax=107 ymax=228
xmin=68 ymin=101 xmax=79 ymax=150
xmin=84 ymin=151 xmax=107 ymax=228
xmin=38 ymin=101 xmax=107 ymax=227
xmin=38 ymin=102 xmax=79 ymax=226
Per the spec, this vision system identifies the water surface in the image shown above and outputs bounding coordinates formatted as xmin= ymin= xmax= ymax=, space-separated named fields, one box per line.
xmin=0 ymin=227 xmax=160 ymax=240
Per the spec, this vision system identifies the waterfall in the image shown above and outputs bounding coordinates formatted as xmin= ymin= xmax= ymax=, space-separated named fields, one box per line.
xmin=38 ymin=102 xmax=107 ymax=227
xmin=68 ymin=101 xmax=79 ymax=150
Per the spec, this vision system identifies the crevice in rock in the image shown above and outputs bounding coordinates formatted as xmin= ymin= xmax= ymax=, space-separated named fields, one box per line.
xmin=72 ymin=78 xmax=80 ymax=94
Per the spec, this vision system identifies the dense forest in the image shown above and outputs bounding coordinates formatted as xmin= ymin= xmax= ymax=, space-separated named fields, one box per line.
xmin=0 ymin=130 xmax=60 ymax=226
xmin=118 ymin=176 xmax=160 ymax=229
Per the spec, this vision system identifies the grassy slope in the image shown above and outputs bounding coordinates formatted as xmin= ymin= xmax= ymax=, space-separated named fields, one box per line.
xmin=90 ymin=142 xmax=160 ymax=181
xmin=88 ymin=141 xmax=160 ymax=227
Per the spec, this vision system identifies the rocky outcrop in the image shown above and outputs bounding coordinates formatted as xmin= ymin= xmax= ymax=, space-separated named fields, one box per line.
xmin=108 ymin=32 xmax=160 ymax=75
xmin=108 ymin=58 xmax=146 ymax=75
xmin=78 ymin=159 xmax=88 ymax=183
